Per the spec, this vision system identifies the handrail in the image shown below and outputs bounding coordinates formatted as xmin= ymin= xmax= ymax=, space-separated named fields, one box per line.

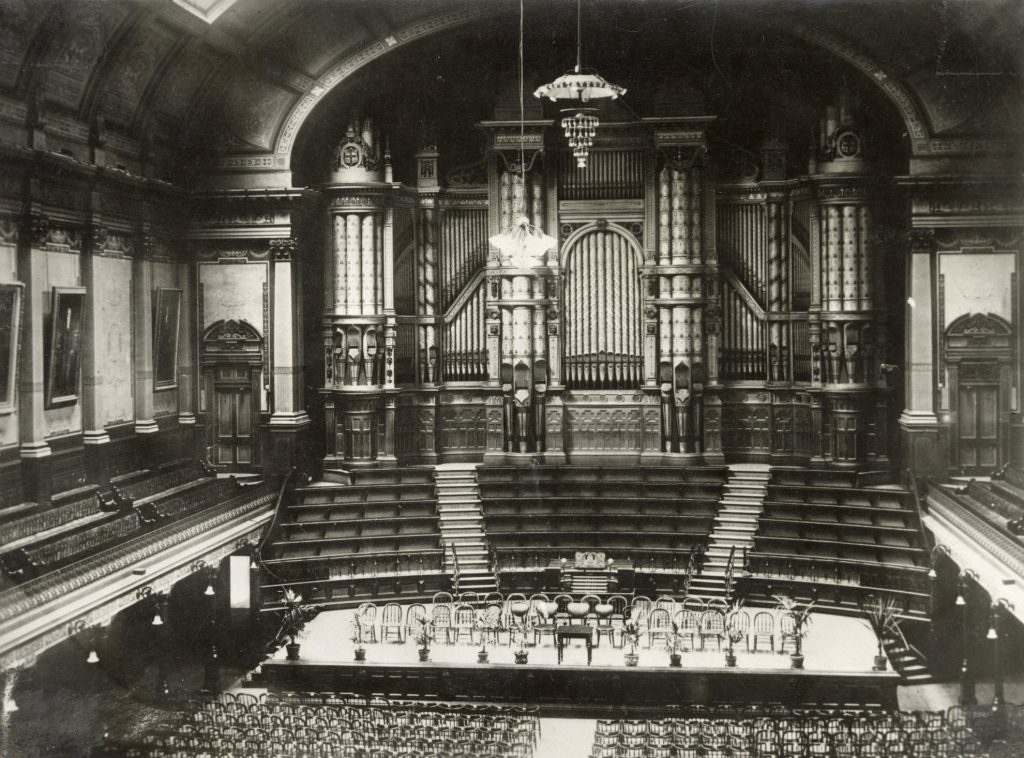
xmin=724 ymin=545 xmax=737 ymax=603
xmin=446 ymin=541 xmax=461 ymax=596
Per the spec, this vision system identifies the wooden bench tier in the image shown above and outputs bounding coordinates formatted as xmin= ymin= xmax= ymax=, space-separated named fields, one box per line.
xmin=483 ymin=513 xmax=715 ymax=533
xmin=486 ymin=530 xmax=708 ymax=552
xmin=480 ymin=497 xmax=718 ymax=518
xmin=761 ymin=501 xmax=918 ymax=529
xmin=770 ymin=468 xmax=894 ymax=488
xmin=326 ymin=467 xmax=436 ymax=486
xmin=478 ymin=480 xmax=724 ymax=500
xmin=263 ymin=549 xmax=446 ymax=582
xmin=279 ymin=515 xmax=441 ymax=539
xmin=288 ymin=500 xmax=438 ymax=521
xmin=752 ymin=535 xmax=925 ymax=567
xmin=766 ymin=484 xmax=911 ymax=509
xmin=294 ymin=483 xmax=437 ymax=505
xmin=271 ymin=533 xmax=442 ymax=558
xmin=476 ymin=465 xmax=729 ymax=485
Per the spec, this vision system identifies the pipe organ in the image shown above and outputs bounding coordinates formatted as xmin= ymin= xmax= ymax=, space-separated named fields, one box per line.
xmin=317 ymin=93 xmax=895 ymax=469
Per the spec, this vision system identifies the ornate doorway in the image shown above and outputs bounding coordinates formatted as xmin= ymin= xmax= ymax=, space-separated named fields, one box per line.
xmin=944 ymin=313 xmax=1013 ymax=476
xmin=200 ymin=320 xmax=264 ymax=470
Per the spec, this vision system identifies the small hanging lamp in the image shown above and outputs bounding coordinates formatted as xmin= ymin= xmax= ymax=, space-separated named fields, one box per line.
xmin=534 ymin=0 xmax=626 ymax=168
xmin=489 ymin=0 xmax=557 ymax=266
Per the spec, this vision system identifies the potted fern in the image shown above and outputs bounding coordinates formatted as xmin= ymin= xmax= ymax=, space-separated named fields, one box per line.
xmin=274 ymin=588 xmax=321 ymax=661
xmin=862 ymin=595 xmax=900 ymax=671
xmin=513 ymin=616 xmax=532 ymax=664
xmin=665 ymin=621 xmax=685 ymax=667
xmin=774 ymin=594 xmax=815 ymax=669
xmin=724 ymin=600 xmax=746 ymax=668
xmin=622 ymin=619 xmax=641 ymax=667
xmin=350 ymin=615 xmax=367 ymax=661
xmin=474 ymin=610 xmax=497 ymax=663
xmin=412 ymin=614 xmax=433 ymax=662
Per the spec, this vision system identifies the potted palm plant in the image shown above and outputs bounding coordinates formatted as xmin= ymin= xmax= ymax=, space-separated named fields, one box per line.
xmin=622 ymin=619 xmax=641 ymax=667
xmin=274 ymin=588 xmax=321 ymax=661
xmin=862 ymin=595 xmax=900 ymax=671
xmin=665 ymin=621 xmax=685 ymax=667
xmin=413 ymin=615 xmax=433 ymax=662
xmin=514 ymin=616 xmax=532 ymax=664
xmin=774 ymin=594 xmax=815 ymax=669
xmin=724 ymin=600 xmax=746 ymax=668
xmin=474 ymin=610 xmax=497 ymax=663
xmin=350 ymin=615 xmax=367 ymax=661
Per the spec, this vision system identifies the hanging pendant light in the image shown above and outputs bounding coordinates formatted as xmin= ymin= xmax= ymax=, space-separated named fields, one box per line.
xmin=87 ymin=649 xmax=100 ymax=664
xmin=534 ymin=0 xmax=626 ymax=168
xmin=489 ymin=0 xmax=557 ymax=266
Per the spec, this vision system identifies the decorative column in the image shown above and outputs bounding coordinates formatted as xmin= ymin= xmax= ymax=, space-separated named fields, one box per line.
xmin=481 ymin=122 xmax=556 ymax=460
xmin=899 ymin=228 xmax=944 ymax=478
xmin=321 ymin=116 xmax=390 ymax=466
xmin=81 ymin=225 xmax=111 ymax=490
xmin=266 ymin=237 xmax=311 ymax=474
xmin=133 ymin=233 xmax=158 ymax=450
xmin=17 ymin=211 xmax=51 ymax=506
xmin=651 ymin=122 xmax=713 ymax=460
xmin=813 ymin=94 xmax=884 ymax=468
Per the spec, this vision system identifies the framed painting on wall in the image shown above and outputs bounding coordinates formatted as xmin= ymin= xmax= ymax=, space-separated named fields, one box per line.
xmin=45 ymin=287 xmax=86 ymax=409
xmin=0 ymin=283 xmax=23 ymax=413
xmin=153 ymin=288 xmax=182 ymax=389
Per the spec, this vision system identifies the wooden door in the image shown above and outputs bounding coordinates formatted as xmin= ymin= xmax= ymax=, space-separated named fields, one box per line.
xmin=958 ymin=382 xmax=999 ymax=474
xmin=215 ymin=382 xmax=254 ymax=466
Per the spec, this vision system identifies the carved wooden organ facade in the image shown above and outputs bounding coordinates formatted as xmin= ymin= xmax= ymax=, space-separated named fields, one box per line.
xmin=319 ymin=101 xmax=896 ymax=469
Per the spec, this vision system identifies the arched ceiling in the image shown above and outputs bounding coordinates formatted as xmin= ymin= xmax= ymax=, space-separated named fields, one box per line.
xmin=0 ymin=0 xmax=1020 ymax=188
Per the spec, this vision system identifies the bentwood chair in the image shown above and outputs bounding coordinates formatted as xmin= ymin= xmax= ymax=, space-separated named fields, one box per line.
xmin=750 ymin=611 xmax=775 ymax=652
xmin=380 ymin=602 xmax=404 ymax=643
xmin=646 ymin=607 xmax=672 ymax=648
xmin=430 ymin=604 xmax=452 ymax=644
xmin=699 ymin=609 xmax=725 ymax=650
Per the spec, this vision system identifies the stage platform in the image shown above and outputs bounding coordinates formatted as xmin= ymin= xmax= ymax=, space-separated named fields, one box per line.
xmin=250 ymin=608 xmax=901 ymax=712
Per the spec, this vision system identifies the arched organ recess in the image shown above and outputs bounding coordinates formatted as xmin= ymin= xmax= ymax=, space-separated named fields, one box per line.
xmin=317 ymin=92 xmax=897 ymax=468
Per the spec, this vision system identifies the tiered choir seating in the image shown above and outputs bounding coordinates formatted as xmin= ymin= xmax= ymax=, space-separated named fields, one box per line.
xmin=587 ymin=703 xmax=1019 ymax=758
xmin=264 ymin=468 xmax=447 ymax=607
xmin=0 ymin=461 xmax=234 ymax=580
xmin=104 ymin=692 xmax=540 ymax=758
xmin=944 ymin=467 xmax=1024 ymax=541
xmin=0 ymin=485 xmax=101 ymax=550
xmin=478 ymin=465 xmax=728 ymax=572
xmin=745 ymin=470 xmax=930 ymax=617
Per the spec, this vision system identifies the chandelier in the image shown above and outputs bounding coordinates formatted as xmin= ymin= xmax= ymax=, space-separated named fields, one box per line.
xmin=534 ymin=0 xmax=626 ymax=168
xmin=489 ymin=0 xmax=557 ymax=266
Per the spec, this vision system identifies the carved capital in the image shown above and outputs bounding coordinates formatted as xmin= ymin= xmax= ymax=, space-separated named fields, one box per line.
xmin=907 ymin=229 xmax=936 ymax=255
xmin=269 ymin=237 xmax=297 ymax=261
xmin=22 ymin=212 xmax=49 ymax=247
xmin=88 ymin=225 xmax=109 ymax=256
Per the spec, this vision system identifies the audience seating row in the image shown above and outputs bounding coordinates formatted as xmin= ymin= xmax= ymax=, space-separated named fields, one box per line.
xmin=107 ymin=693 xmax=539 ymax=758
xmin=588 ymin=704 xmax=1019 ymax=758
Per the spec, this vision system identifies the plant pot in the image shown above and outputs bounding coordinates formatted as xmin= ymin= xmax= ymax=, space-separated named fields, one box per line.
xmin=514 ymin=651 xmax=529 ymax=665
xmin=790 ymin=654 xmax=804 ymax=670
xmin=477 ymin=650 xmax=489 ymax=664
xmin=669 ymin=653 xmax=682 ymax=668
xmin=285 ymin=643 xmax=301 ymax=661
xmin=624 ymin=652 xmax=639 ymax=667
xmin=873 ymin=655 xmax=888 ymax=671
xmin=354 ymin=648 xmax=366 ymax=662
xmin=418 ymin=648 xmax=430 ymax=662
xmin=725 ymin=651 xmax=737 ymax=668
